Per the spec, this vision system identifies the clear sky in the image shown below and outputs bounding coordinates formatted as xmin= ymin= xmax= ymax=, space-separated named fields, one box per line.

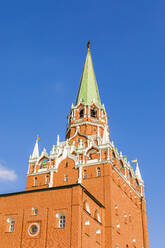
xmin=0 ymin=1 xmax=164 ymax=246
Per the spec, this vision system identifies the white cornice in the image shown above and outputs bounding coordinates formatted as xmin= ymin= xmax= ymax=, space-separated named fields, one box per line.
xmin=27 ymin=168 xmax=57 ymax=176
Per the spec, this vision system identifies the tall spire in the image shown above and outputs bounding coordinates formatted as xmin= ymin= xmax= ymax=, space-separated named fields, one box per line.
xmin=76 ymin=41 xmax=101 ymax=107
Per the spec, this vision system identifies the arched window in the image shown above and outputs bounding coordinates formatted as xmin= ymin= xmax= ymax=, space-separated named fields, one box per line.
xmin=128 ymin=214 xmax=132 ymax=223
xmin=83 ymin=170 xmax=87 ymax=179
xmin=45 ymin=175 xmax=49 ymax=184
xmin=85 ymin=218 xmax=90 ymax=225
xmin=96 ymin=228 xmax=101 ymax=234
xmin=132 ymin=238 xmax=136 ymax=242
xmin=34 ymin=177 xmax=37 ymax=187
xmin=95 ymin=210 xmax=101 ymax=223
xmin=32 ymin=207 xmax=38 ymax=216
xmin=64 ymin=174 xmax=68 ymax=182
xmin=116 ymin=223 xmax=120 ymax=229
xmin=115 ymin=205 xmax=118 ymax=216
xmin=79 ymin=109 xmax=84 ymax=118
xmin=84 ymin=200 xmax=90 ymax=214
xmin=56 ymin=213 xmax=66 ymax=228
xmin=7 ymin=218 xmax=15 ymax=232
xmin=97 ymin=167 xmax=101 ymax=177
xmin=124 ymin=213 xmax=127 ymax=224
xmin=65 ymin=161 xmax=68 ymax=168
xmin=91 ymin=108 xmax=97 ymax=118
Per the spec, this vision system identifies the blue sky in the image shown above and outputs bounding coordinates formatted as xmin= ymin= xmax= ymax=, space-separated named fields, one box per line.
xmin=0 ymin=0 xmax=164 ymax=246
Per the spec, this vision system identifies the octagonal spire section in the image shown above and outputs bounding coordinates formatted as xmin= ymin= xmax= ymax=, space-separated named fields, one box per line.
xmin=76 ymin=45 xmax=101 ymax=107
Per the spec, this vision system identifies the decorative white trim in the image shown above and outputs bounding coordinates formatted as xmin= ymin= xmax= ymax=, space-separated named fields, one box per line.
xmin=55 ymin=145 xmax=78 ymax=170
xmin=49 ymin=169 xmax=54 ymax=188
xmin=75 ymin=159 xmax=112 ymax=169
xmin=78 ymin=166 xmax=82 ymax=183
xmin=38 ymin=168 xmax=47 ymax=173
xmin=87 ymin=159 xmax=98 ymax=164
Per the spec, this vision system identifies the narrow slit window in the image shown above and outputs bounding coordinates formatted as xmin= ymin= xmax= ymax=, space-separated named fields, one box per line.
xmin=97 ymin=167 xmax=101 ymax=177
xmin=64 ymin=174 xmax=68 ymax=182
xmin=34 ymin=177 xmax=37 ymax=187
xmin=83 ymin=170 xmax=87 ymax=179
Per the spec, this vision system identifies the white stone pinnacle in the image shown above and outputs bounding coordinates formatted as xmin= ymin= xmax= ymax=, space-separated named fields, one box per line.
xmin=135 ymin=163 xmax=143 ymax=182
xmin=31 ymin=139 xmax=39 ymax=159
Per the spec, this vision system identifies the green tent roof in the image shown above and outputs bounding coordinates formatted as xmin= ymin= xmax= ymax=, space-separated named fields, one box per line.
xmin=76 ymin=47 xmax=101 ymax=107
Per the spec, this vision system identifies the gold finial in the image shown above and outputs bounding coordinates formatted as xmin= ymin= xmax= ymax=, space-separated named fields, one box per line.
xmin=87 ymin=40 xmax=90 ymax=49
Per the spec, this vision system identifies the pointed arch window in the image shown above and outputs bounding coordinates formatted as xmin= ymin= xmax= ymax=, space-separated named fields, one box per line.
xmin=97 ymin=167 xmax=101 ymax=177
xmin=91 ymin=108 xmax=97 ymax=118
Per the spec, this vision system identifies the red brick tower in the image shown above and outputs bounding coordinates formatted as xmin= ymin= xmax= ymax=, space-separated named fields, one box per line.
xmin=25 ymin=42 xmax=149 ymax=248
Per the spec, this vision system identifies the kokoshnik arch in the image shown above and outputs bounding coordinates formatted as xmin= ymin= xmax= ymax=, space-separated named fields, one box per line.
xmin=0 ymin=42 xmax=149 ymax=248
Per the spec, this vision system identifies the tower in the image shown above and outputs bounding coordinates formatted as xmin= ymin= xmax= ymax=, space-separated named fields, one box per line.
xmin=25 ymin=42 xmax=149 ymax=248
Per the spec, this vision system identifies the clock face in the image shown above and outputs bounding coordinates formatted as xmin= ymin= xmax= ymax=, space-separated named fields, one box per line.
xmin=28 ymin=223 xmax=40 ymax=237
